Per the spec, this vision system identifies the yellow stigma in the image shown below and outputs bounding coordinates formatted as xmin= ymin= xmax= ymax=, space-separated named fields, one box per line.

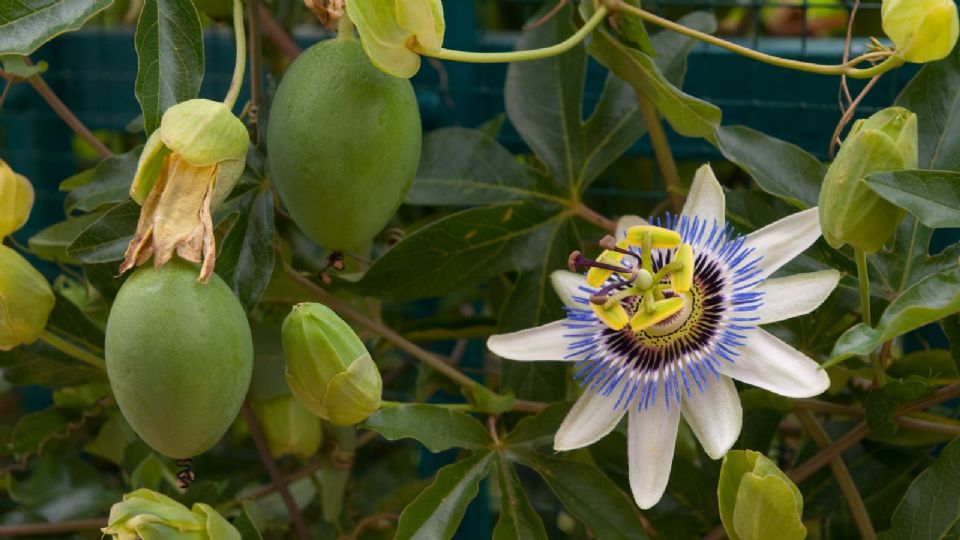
xmin=630 ymin=296 xmax=685 ymax=332
xmin=624 ymin=225 xmax=681 ymax=249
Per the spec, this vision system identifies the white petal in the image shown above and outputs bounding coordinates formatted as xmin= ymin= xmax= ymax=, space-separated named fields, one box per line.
xmin=551 ymin=270 xmax=588 ymax=309
xmin=744 ymin=207 xmax=822 ymax=281
xmin=487 ymin=321 xmax=580 ymax=362
xmin=554 ymin=385 xmax=629 ymax=451
xmin=681 ymin=164 xmax=725 ymax=228
xmin=718 ymin=328 xmax=830 ymax=398
xmin=616 ymin=215 xmax=648 ymax=242
xmin=753 ymin=270 xmax=841 ymax=325
xmin=627 ymin=384 xmax=682 ymax=509
xmin=681 ymin=376 xmax=742 ymax=460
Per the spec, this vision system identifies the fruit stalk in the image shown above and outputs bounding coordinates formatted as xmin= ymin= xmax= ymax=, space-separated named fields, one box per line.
xmin=224 ymin=0 xmax=246 ymax=109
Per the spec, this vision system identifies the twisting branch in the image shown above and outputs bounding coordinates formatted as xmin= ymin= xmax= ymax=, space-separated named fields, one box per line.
xmin=258 ymin=4 xmax=302 ymax=58
xmin=241 ymin=404 xmax=312 ymax=540
xmin=0 ymin=65 xmax=113 ymax=159
xmin=794 ymin=409 xmax=876 ymax=540
xmin=246 ymin=0 xmax=264 ymax=144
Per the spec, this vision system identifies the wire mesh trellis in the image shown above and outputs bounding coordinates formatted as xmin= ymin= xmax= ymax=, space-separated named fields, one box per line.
xmin=0 ymin=0 xmax=950 ymax=246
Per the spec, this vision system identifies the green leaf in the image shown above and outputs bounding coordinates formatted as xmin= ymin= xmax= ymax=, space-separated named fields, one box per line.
xmin=0 ymin=0 xmax=112 ymax=55
xmin=830 ymin=267 xmax=960 ymax=363
xmin=505 ymin=4 xmax=646 ymax=194
xmin=941 ymin=315 xmax=960 ymax=375
xmin=8 ymin=408 xmax=71 ymax=457
xmin=234 ymin=501 xmax=265 ymax=540
xmin=466 ymin=385 xmax=516 ymax=415
xmin=865 ymin=170 xmax=960 ymax=228
xmin=886 ymin=436 xmax=960 ymax=539
xmin=64 ymin=147 xmax=140 ymax=214
xmin=651 ymin=12 xmax=716 ymax=86
xmin=715 ymin=125 xmax=825 ymax=208
xmin=870 ymin=217 xmax=960 ymax=298
xmin=215 ymin=188 xmax=276 ymax=311
xmin=407 ymin=127 xmax=545 ymax=206
xmin=46 ymin=290 xmax=105 ymax=350
xmin=66 ymin=199 xmax=140 ymax=263
xmin=503 ymin=402 xmax=571 ymax=450
xmin=395 ymin=450 xmax=494 ymax=540
xmin=28 ymin=211 xmax=104 ymax=263
xmin=350 ymin=202 xmax=566 ymax=301
xmin=586 ymin=18 xmax=721 ymax=140
xmin=896 ymin=46 xmax=960 ymax=172
xmin=517 ymin=451 xmax=650 ymax=540
xmin=719 ymin=450 xmax=805 ymax=540
xmin=865 ymin=377 xmax=935 ymax=438
xmin=135 ymin=0 xmax=204 ymax=135
xmin=887 ymin=350 xmax=959 ymax=382
xmin=0 ymin=340 xmax=105 ymax=389
xmin=493 ymin=455 xmax=548 ymax=540
xmin=609 ymin=0 xmax=655 ymax=55
xmin=361 ymin=404 xmax=493 ymax=452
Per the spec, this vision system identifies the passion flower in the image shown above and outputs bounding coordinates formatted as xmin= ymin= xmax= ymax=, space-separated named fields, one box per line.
xmin=281 ymin=303 xmax=382 ymax=426
xmin=488 ymin=165 xmax=836 ymax=509
xmin=0 ymin=159 xmax=33 ymax=238
xmin=121 ymin=99 xmax=248 ymax=282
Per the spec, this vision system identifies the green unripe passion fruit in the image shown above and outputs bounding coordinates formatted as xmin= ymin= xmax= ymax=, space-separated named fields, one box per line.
xmin=105 ymin=260 xmax=253 ymax=459
xmin=267 ymin=37 xmax=421 ymax=252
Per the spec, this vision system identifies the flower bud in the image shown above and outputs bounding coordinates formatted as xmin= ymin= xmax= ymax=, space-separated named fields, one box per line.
xmin=0 ymin=246 xmax=55 ymax=351
xmin=819 ymin=106 xmax=918 ymax=253
xmin=102 ymin=488 xmax=240 ymax=540
xmin=882 ymin=0 xmax=959 ymax=63
xmin=346 ymin=0 xmax=446 ymax=78
xmin=0 ymin=159 xmax=34 ymax=238
xmin=122 ymin=99 xmax=249 ymax=282
xmin=251 ymin=394 xmax=323 ymax=459
xmin=282 ymin=303 xmax=382 ymax=426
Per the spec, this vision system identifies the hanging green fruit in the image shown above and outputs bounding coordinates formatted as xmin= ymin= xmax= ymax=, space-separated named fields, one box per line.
xmin=105 ymin=260 xmax=253 ymax=459
xmin=267 ymin=35 xmax=421 ymax=253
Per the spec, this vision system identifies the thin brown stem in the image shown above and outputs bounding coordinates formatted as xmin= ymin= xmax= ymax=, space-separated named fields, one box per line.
xmin=788 ymin=420 xmax=869 ymax=483
xmin=795 ymin=409 xmax=876 ymax=539
xmin=576 ymin=203 xmax=617 ymax=232
xmin=258 ymin=4 xmax=302 ymax=58
xmin=241 ymin=404 xmax=311 ymax=540
xmin=25 ymin=72 xmax=112 ymax=159
xmin=246 ymin=0 xmax=263 ymax=144
xmin=897 ymin=415 xmax=960 ymax=436
xmin=0 ymin=518 xmax=107 ymax=536
xmin=829 ymin=75 xmax=881 ymax=158
xmin=637 ymin=95 xmax=683 ymax=213
xmin=897 ymin=381 xmax=960 ymax=415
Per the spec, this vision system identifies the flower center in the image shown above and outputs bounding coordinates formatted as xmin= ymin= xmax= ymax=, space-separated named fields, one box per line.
xmin=563 ymin=216 xmax=764 ymax=411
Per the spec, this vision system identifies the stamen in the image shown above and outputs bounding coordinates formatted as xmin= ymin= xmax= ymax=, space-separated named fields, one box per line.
xmin=598 ymin=235 xmax=641 ymax=264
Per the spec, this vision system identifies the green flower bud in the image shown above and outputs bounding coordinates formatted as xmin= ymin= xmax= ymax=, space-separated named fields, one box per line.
xmin=819 ymin=106 xmax=918 ymax=253
xmin=347 ymin=0 xmax=446 ymax=78
xmin=102 ymin=488 xmax=240 ymax=540
xmin=882 ymin=0 xmax=959 ymax=63
xmin=122 ymin=99 xmax=249 ymax=282
xmin=251 ymin=394 xmax=323 ymax=459
xmin=0 ymin=159 xmax=34 ymax=238
xmin=282 ymin=303 xmax=382 ymax=426
xmin=0 ymin=245 xmax=55 ymax=351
